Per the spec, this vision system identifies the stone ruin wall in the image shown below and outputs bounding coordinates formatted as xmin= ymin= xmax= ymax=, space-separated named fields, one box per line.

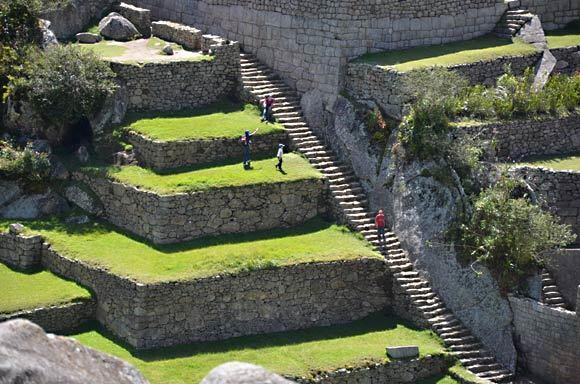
xmin=545 ymin=249 xmax=580 ymax=310
xmin=509 ymin=295 xmax=580 ymax=384
xmin=110 ymin=41 xmax=240 ymax=111
xmin=512 ymin=166 xmax=580 ymax=242
xmin=461 ymin=113 xmax=580 ymax=161
xmin=131 ymin=0 xmax=507 ymax=106
xmin=42 ymin=244 xmax=393 ymax=349
xmin=0 ymin=232 xmax=43 ymax=270
xmin=127 ymin=131 xmax=289 ymax=170
xmin=519 ymin=0 xmax=580 ymax=30
xmin=73 ymin=172 xmax=329 ymax=245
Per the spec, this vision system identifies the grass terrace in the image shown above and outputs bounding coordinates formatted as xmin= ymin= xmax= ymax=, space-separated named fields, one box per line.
xmin=518 ymin=155 xmax=580 ymax=171
xmin=72 ymin=313 xmax=451 ymax=384
xmin=546 ymin=21 xmax=580 ymax=49
xmin=0 ymin=263 xmax=91 ymax=314
xmin=0 ymin=218 xmax=380 ymax=283
xmin=82 ymin=153 xmax=321 ymax=194
xmin=124 ymin=101 xmax=285 ymax=141
xmin=355 ymin=35 xmax=537 ymax=71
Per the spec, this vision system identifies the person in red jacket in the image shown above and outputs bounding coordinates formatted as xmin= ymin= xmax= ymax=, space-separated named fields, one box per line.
xmin=375 ymin=209 xmax=386 ymax=244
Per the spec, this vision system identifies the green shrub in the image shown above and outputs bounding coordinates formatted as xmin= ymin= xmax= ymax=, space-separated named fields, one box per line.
xmin=0 ymin=141 xmax=51 ymax=183
xmin=11 ymin=45 xmax=117 ymax=127
xmin=365 ymin=107 xmax=391 ymax=145
xmin=459 ymin=175 xmax=575 ymax=291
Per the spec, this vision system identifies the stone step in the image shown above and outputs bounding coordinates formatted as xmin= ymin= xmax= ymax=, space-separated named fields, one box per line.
xmin=422 ymin=307 xmax=450 ymax=317
xmin=452 ymin=350 xmax=485 ymax=359
xmin=428 ymin=314 xmax=457 ymax=326
xmin=545 ymin=297 xmax=565 ymax=304
xmin=448 ymin=343 xmax=483 ymax=352
xmin=439 ymin=328 xmax=471 ymax=339
xmin=444 ymin=336 xmax=478 ymax=346
xmin=477 ymin=369 xmax=514 ymax=380
xmin=542 ymin=285 xmax=559 ymax=293
xmin=460 ymin=356 xmax=496 ymax=367
xmin=468 ymin=363 xmax=504 ymax=374
xmin=543 ymin=291 xmax=562 ymax=298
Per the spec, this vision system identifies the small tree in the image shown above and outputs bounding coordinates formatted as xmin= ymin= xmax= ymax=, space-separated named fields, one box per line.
xmin=459 ymin=175 xmax=575 ymax=290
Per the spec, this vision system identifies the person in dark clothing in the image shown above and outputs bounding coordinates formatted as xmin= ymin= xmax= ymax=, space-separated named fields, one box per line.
xmin=241 ymin=127 xmax=259 ymax=167
xmin=261 ymin=94 xmax=275 ymax=122
xmin=375 ymin=209 xmax=386 ymax=244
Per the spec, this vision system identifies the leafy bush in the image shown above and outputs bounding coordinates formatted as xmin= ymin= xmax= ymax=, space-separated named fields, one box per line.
xmin=10 ymin=45 xmax=117 ymax=127
xmin=365 ymin=106 xmax=391 ymax=145
xmin=459 ymin=175 xmax=575 ymax=290
xmin=0 ymin=141 xmax=51 ymax=183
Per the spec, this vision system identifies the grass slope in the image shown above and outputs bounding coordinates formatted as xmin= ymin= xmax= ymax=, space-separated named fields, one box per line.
xmin=125 ymin=101 xmax=285 ymax=141
xmin=355 ymin=35 xmax=537 ymax=71
xmin=546 ymin=21 xmax=580 ymax=49
xmin=88 ymin=153 xmax=321 ymax=194
xmin=0 ymin=218 xmax=379 ymax=283
xmin=0 ymin=263 xmax=91 ymax=314
xmin=519 ymin=155 xmax=580 ymax=171
xmin=73 ymin=313 xmax=447 ymax=384
xmin=78 ymin=40 xmax=128 ymax=58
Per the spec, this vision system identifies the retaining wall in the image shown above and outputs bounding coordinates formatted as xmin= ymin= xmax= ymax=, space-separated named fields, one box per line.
xmin=152 ymin=20 xmax=202 ymax=50
xmin=74 ymin=172 xmax=328 ymax=244
xmin=519 ymin=0 xmax=580 ymax=30
xmin=0 ymin=300 xmax=95 ymax=334
xmin=509 ymin=295 xmax=580 ymax=384
xmin=127 ymin=131 xmax=289 ymax=170
xmin=114 ymin=2 xmax=152 ymax=37
xmin=511 ymin=166 xmax=580 ymax=242
xmin=460 ymin=113 xmax=580 ymax=161
xmin=345 ymin=52 xmax=542 ymax=118
xmin=0 ymin=232 xmax=43 ymax=270
xmin=552 ymin=46 xmax=580 ymax=75
xmin=110 ymin=42 xmax=240 ymax=111
xmin=131 ymin=0 xmax=506 ymax=106
xmin=42 ymin=245 xmax=392 ymax=349
xmin=545 ymin=249 xmax=580 ymax=310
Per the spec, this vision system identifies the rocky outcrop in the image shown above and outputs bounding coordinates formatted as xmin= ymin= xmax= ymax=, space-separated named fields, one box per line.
xmin=0 ymin=319 xmax=148 ymax=384
xmin=98 ymin=12 xmax=141 ymax=41
xmin=322 ymin=95 xmax=517 ymax=370
xmin=201 ymin=362 xmax=295 ymax=384
xmin=0 ymin=190 xmax=69 ymax=220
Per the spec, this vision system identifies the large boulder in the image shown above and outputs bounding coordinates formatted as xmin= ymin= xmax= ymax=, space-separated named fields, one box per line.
xmin=1 ymin=191 xmax=69 ymax=219
xmin=0 ymin=180 xmax=22 ymax=209
xmin=0 ymin=319 xmax=148 ymax=384
xmin=201 ymin=362 xmax=295 ymax=384
xmin=64 ymin=184 xmax=104 ymax=216
xmin=76 ymin=32 xmax=102 ymax=44
xmin=98 ymin=12 xmax=141 ymax=41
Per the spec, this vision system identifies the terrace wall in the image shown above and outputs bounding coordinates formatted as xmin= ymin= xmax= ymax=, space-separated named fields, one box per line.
xmin=73 ymin=173 xmax=329 ymax=244
xmin=460 ymin=113 xmax=580 ymax=161
xmin=131 ymin=0 xmax=506 ymax=106
xmin=545 ymin=249 xmax=580 ymax=310
xmin=42 ymin=246 xmax=393 ymax=349
xmin=519 ymin=0 xmax=580 ymax=30
xmin=511 ymin=166 xmax=580 ymax=242
xmin=0 ymin=300 xmax=96 ymax=334
xmin=552 ymin=46 xmax=580 ymax=75
xmin=509 ymin=295 xmax=580 ymax=384
xmin=345 ymin=52 xmax=542 ymax=118
xmin=110 ymin=42 xmax=240 ymax=111
xmin=0 ymin=232 xmax=43 ymax=270
xmin=127 ymin=131 xmax=289 ymax=170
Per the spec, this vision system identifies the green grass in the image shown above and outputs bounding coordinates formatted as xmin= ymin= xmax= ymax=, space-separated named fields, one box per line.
xmin=78 ymin=40 xmax=128 ymax=58
xmin=0 ymin=217 xmax=380 ymax=283
xmin=125 ymin=101 xmax=285 ymax=141
xmin=72 ymin=313 xmax=448 ymax=384
xmin=355 ymin=35 xmax=538 ymax=71
xmin=546 ymin=21 xmax=580 ymax=49
xmin=0 ymin=263 xmax=91 ymax=314
xmin=86 ymin=153 xmax=321 ymax=194
xmin=519 ymin=155 xmax=580 ymax=171
xmin=417 ymin=374 xmax=460 ymax=384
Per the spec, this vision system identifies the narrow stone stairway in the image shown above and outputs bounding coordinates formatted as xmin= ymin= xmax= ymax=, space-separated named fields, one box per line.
xmin=494 ymin=0 xmax=535 ymax=38
xmin=240 ymin=52 xmax=515 ymax=383
xmin=540 ymin=269 xmax=568 ymax=309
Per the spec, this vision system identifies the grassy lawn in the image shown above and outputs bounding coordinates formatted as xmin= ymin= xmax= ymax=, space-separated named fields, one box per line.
xmin=72 ymin=313 xmax=448 ymax=384
xmin=518 ymin=155 xmax=580 ymax=171
xmin=546 ymin=21 xmax=580 ymax=49
xmin=0 ymin=263 xmax=91 ymax=314
xmin=86 ymin=153 xmax=321 ymax=194
xmin=78 ymin=40 xmax=128 ymax=58
xmin=355 ymin=35 xmax=537 ymax=71
xmin=125 ymin=101 xmax=285 ymax=141
xmin=0 ymin=217 xmax=379 ymax=283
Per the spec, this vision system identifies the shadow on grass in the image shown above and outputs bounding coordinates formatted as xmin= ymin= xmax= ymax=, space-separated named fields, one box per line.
xmin=74 ymin=312 xmax=429 ymax=362
xmin=356 ymin=35 xmax=516 ymax=66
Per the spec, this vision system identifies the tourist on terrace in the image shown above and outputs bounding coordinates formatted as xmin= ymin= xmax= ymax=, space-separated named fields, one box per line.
xmin=261 ymin=94 xmax=275 ymax=122
xmin=375 ymin=209 xmax=386 ymax=244
xmin=275 ymin=143 xmax=285 ymax=173
xmin=241 ymin=127 xmax=259 ymax=168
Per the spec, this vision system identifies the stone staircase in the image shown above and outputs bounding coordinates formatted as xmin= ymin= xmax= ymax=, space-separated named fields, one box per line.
xmin=540 ymin=269 xmax=568 ymax=309
xmin=240 ymin=52 xmax=515 ymax=383
xmin=494 ymin=1 xmax=535 ymax=38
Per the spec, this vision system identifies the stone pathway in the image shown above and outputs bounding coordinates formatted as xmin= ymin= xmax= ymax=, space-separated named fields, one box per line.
xmin=540 ymin=269 xmax=568 ymax=309
xmin=240 ymin=51 xmax=516 ymax=383
xmin=494 ymin=1 xmax=535 ymax=38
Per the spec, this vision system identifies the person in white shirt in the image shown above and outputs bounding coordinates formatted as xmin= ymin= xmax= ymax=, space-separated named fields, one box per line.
xmin=275 ymin=143 xmax=285 ymax=172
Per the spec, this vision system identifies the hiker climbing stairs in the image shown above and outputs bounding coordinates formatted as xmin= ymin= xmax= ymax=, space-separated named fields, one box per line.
xmin=240 ymin=51 xmax=515 ymax=383
xmin=541 ymin=269 xmax=568 ymax=309
xmin=494 ymin=0 xmax=535 ymax=38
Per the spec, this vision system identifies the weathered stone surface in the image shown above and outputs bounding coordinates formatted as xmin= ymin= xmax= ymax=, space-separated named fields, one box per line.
xmin=0 ymin=180 xmax=22 ymax=208
xmin=114 ymin=2 xmax=151 ymax=37
xmin=76 ymin=32 xmax=102 ymax=44
xmin=0 ymin=230 xmax=43 ymax=269
xmin=98 ymin=12 xmax=141 ymax=42
xmin=152 ymin=21 xmax=202 ymax=51
xmin=300 ymin=89 xmax=325 ymax=130
xmin=201 ymin=362 xmax=295 ymax=384
xmin=8 ymin=223 xmax=25 ymax=235
xmin=519 ymin=0 xmax=580 ymax=30
xmin=545 ymin=249 xmax=580 ymax=310
xmin=0 ymin=319 xmax=148 ymax=384
xmin=64 ymin=184 xmax=104 ymax=216
xmin=386 ymin=346 xmax=419 ymax=359
xmin=40 ymin=0 xmax=116 ymax=39
xmin=1 ymin=191 xmax=69 ymax=220
xmin=162 ymin=44 xmax=174 ymax=55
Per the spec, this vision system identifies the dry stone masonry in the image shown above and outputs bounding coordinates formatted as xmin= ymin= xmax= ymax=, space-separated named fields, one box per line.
xmin=0 ymin=231 xmax=43 ymax=270
xmin=545 ymin=249 xmax=580 ymax=310
xmin=127 ymin=131 xmax=289 ymax=170
xmin=73 ymin=173 xmax=329 ymax=244
xmin=110 ymin=41 xmax=241 ymax=111
xmin=114 ymin=2 xmax=152 ymax=37
xmin=152 ymin=20 xmax=202 ymax=50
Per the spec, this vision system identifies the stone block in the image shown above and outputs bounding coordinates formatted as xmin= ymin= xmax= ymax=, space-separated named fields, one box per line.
xmin=386 ymin=346 xmax=420 ymax=359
